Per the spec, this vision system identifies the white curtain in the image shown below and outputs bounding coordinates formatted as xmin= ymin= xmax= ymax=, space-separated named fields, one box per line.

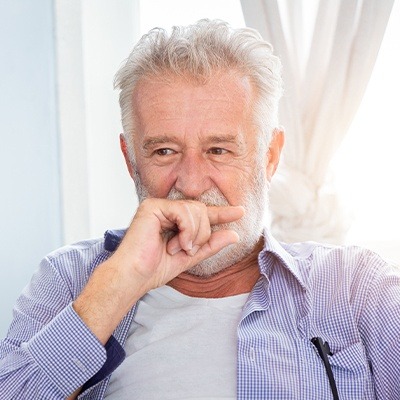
xmin=241 ymin=0 xmax=394 ymax=243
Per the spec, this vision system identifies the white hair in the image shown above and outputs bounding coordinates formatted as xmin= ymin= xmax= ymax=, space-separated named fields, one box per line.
xmin=114 ymin=19 xmax=283 ymax=164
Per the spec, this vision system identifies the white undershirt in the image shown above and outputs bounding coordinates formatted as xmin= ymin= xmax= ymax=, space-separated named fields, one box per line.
xmin=105 ymin=285 xmax=249 ymax=399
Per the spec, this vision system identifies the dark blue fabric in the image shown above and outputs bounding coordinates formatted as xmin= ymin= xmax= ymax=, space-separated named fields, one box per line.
xmin=103 ymin=229 xmax=126 ymax=252
xmin=81 ymin=335 xmax=126 ymax=392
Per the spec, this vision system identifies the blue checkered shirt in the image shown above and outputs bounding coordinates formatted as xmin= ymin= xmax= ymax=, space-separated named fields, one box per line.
xmin=0 ymin=229 xmax=399 ymax=399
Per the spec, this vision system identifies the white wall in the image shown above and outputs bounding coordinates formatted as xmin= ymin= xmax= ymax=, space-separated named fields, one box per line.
xmin=56 ymin=0 xmax=139 ymax=244
xmin=0 ymin=0 xmax=62 ymax=336
xmin=0 ymin=0 xmax=140 ymax=337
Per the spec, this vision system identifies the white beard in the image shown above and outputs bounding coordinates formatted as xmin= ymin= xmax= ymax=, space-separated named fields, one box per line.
xmin=133 ymin=168 xmax=270 ymax=277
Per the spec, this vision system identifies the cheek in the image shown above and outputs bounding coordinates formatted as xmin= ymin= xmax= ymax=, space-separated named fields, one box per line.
xmin=218 ymin=163 xmax=261 ymax=198
xmin=138 ymin=165 xmax=177 ymax=198
xmin=211 ymin=174 xmax=247 ymax=204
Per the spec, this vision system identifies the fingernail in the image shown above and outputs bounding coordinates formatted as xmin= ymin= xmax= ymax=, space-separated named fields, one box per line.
xmin=187 ymin=245 xmax=200 ymax=256
xmin=170 ymin=246 xmax=182 ymax=255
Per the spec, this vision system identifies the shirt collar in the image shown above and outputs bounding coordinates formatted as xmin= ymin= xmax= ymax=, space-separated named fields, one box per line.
xmin=259 ymin=229 xmax=308 ymax=290
xmin=103 ymin=228 xmax=308 ymax=290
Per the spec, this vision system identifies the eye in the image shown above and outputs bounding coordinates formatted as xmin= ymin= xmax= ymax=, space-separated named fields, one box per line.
xmin=154 ymin=148 xmax=176 ymax=156
xmin=207 ymin=147 xmax=229 ymax=155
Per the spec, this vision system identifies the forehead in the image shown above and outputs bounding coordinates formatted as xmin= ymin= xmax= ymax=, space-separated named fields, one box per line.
xmin=132 ymin=71 xmax=256 ymax=129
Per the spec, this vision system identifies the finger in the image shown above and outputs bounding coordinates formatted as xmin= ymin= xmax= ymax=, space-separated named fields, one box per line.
xmin=187 ymin=208 xmax=212 ymax=256
xmin=175 ymin=205 xmax=243 ymax=255
xmin=207 ymin=205 xmax=245 ymax=225
xmin=174 ymin=203 xmax=197 ymax=252
xmin=158 ymin=200 xmax=210 ymax=254
xmin=157 ymin=201 xmax=197 ymax=252
xmin=167 ymin=229 xmax=240 ymax=270
xmin=166 ymin=204 xmax=211 ymax=256
xmin=189 ymin=229 xmax=240 ymax=262
xmin=166 ymin=234 xmax=183 ymax=256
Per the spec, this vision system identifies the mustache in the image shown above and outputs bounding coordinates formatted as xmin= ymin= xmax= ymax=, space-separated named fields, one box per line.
xmin=166 ymin=187 xmax=230 ymax=207
xmin=165 ymin=187 xmax=243 ymax=243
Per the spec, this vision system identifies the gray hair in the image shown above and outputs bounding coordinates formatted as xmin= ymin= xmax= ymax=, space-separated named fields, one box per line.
xmin=114 ymin=19 xmax=283 ymax=163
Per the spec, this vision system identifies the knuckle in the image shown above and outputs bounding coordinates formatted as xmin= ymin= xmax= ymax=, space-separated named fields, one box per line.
xmin=199 ymin=202 xmax=208 ymax=212
xmin=181 ymin=202 xmax=192 ymax=215
xmin=193 ymin=201 xmax=208 ymax=216
xmin=140 ymin=197 xmax=155 ymax=209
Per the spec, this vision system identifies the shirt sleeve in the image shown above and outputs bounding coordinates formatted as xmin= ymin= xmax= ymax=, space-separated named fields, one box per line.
xmin=359 ymin=252 xmax=400 ymax=399
xmin=0 ymin=256 xmax=107 ymax=399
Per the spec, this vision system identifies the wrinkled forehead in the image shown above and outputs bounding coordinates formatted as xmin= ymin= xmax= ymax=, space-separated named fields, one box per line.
xmin=132 ymin=74 xmax=256 ymax=139
xmin=133 ymin=69 xmax=256 ymax=109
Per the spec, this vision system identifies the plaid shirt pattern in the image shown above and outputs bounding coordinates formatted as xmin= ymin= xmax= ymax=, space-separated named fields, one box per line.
xmin=1 ymin=229 xmax=399 ymax=399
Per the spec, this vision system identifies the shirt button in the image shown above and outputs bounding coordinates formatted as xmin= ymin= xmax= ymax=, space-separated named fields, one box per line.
xmin=249 ymin=347 xmax=256 ymax=362
xmin=73 ymin=357 xmax=87 ymax=372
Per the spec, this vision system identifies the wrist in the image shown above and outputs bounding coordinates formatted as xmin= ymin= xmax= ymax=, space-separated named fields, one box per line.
xmin=73 ymin=257 xmax=149 ymax=345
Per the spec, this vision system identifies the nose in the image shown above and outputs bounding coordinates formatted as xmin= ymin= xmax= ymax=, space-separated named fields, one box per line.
xmin=174 ymin=151 xmax=213 ymax=199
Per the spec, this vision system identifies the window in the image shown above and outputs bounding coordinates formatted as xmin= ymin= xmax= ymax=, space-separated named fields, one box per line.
xmin=331 ymin=0 xmax=400 ymax=262
xmin=139 ymin=0 xmax=245 ymax=34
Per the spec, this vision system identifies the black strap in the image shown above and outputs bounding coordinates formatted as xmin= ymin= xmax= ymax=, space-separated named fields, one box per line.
xmin=311 ymin=337 xmax=339 ymax=400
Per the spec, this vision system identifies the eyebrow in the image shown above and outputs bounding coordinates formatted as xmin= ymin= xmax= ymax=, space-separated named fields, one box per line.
xmin=142 ymin=134 xmax=241 ymax=150
xmin=142 ymin=135 xmax=179 ymax=150
xmin=205 ymin=135 xmax=240 ymax=144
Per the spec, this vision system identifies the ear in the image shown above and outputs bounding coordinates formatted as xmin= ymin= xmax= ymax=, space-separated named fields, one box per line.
xmin=266 ymin=128 xmax=285 ymax=181
xmin=120 ymin=134 xmax=135 ymax=179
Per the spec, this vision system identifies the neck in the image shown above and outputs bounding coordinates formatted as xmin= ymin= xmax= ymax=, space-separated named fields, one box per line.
xmin=168 ymin=239 xmax=264 ymax=298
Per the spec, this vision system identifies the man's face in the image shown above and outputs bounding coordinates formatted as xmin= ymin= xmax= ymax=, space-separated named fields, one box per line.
xmin=123 ymin=71 xmax=273 ymax=275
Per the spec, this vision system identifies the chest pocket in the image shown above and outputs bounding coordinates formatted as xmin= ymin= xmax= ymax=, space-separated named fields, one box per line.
xmin=312 ymin=341 xmax=375 ymax=400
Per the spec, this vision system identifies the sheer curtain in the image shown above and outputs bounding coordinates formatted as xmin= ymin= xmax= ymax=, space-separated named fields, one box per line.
xmin=241 ymin=0 xmax=394 ymax=243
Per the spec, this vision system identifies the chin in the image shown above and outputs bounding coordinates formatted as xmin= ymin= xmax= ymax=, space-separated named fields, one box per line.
xmin=186 ymin=237 xmax=261 ymax=278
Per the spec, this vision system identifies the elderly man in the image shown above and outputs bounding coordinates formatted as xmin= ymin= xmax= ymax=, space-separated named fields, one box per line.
xmin=0 ymin=19 xmax=399 ymax=400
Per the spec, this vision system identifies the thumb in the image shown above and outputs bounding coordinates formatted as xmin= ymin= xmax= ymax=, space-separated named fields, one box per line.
xmin=188 ymin=229 xmax=240 ymax=261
